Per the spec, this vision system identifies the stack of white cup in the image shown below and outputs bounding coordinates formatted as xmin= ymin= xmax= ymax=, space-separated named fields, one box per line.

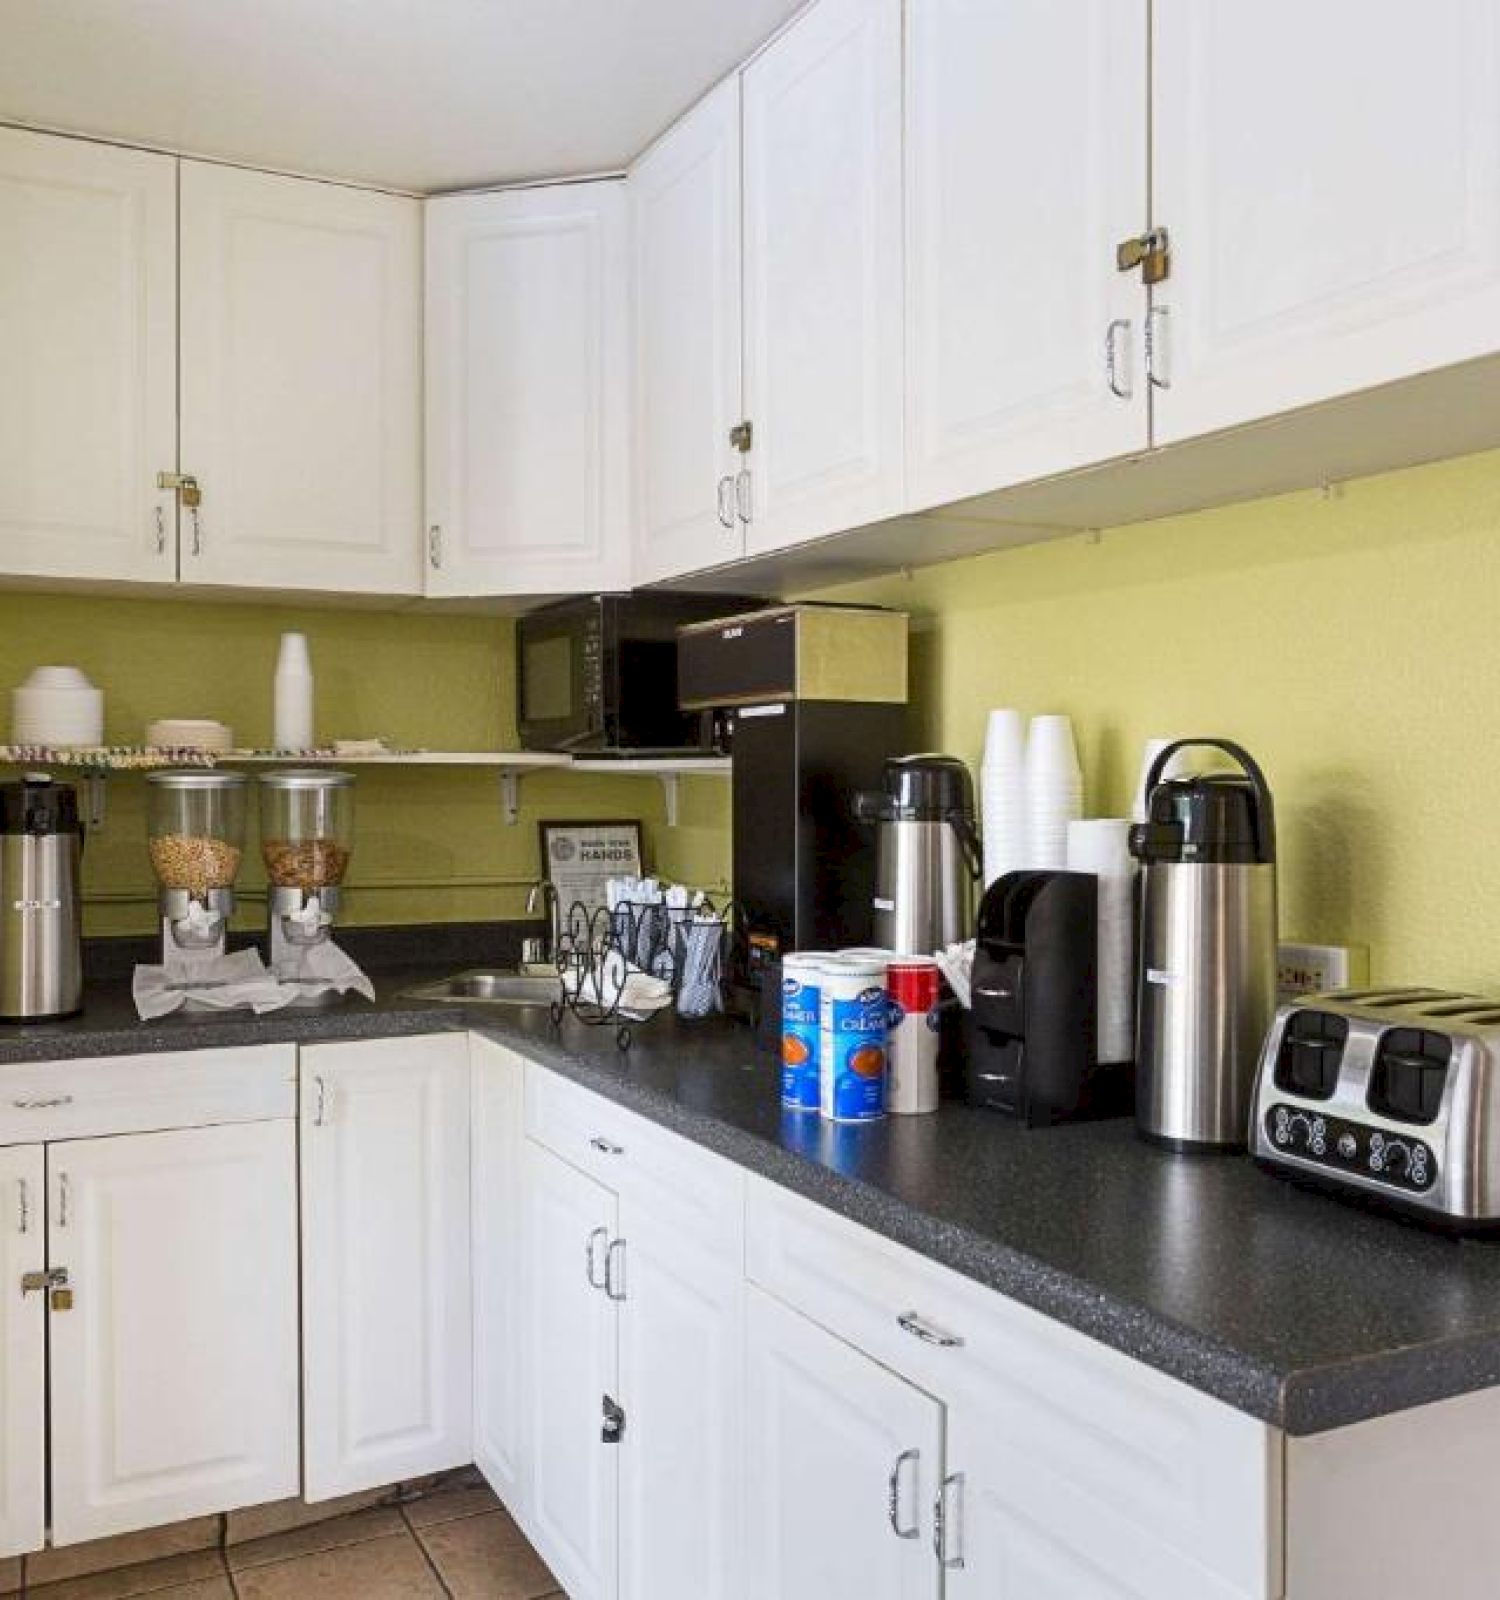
xmin=1066 ymin=818 xmax=1137 ymax=1064
xmin=979 ymin=709 xmax=1028 ymax=889
xmin=1025 ymin=714 xmax=1083 ymax=869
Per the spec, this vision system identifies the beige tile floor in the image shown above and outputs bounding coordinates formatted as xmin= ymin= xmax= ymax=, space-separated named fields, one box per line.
xmin=11 ymin=1473 xmax=565 ymax=1600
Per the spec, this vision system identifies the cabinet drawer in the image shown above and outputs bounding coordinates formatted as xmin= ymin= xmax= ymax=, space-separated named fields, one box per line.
xmin=747 ymin=1175 xmax=1280 ymax=1599
xmin=524 ymin=1063 xmax=742 ymax=1246
xmin=0 ymin=1045 xmax=296 ymax=1145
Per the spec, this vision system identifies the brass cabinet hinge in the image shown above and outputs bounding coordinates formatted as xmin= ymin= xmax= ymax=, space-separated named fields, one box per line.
xmin=728 ymin=420 xmax=753 ymax=454
xmin=156 ymin=471 xmax=202 ymax=508
xmin=1116 ymin=227 xmax=1171 ymax=285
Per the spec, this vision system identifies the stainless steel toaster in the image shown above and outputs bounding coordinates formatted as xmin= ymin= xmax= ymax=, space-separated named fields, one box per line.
xmin=1250 ymin=987 xmax=1500 ymax=1229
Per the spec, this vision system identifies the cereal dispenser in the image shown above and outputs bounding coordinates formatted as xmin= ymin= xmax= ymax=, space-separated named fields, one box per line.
xmin=146 ymin=770 xmax=248 ymax=961
xmin=258 ymin=769 xmax=354 ymax=987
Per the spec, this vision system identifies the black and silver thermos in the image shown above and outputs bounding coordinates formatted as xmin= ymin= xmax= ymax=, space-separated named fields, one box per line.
xmin=0 ymin=776 xmax=84 ymax=1021
xmin=1129 ymin=739 xmax=1277 ymax=1150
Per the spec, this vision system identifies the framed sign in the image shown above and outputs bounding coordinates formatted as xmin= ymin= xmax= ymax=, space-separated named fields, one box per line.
xmin=538 ymin=819 xmax=644 ymax=916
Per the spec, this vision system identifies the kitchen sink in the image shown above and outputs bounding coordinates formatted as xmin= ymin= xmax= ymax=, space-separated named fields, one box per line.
xmin=402 ymin=970 xmax=560 ymax=1007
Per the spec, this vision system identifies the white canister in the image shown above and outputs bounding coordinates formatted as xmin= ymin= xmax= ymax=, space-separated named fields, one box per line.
xmin=819 ymin=955 xmax=890 ymax=1122
xmin=886 ymin=957 xmax=942 ymax=1115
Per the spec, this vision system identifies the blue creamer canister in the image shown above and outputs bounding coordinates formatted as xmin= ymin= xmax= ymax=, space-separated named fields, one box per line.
xmin=819 ymin=955 xmax=891 ymax=1121
xmin=780 ymin=953 xmax=828 ymax=1110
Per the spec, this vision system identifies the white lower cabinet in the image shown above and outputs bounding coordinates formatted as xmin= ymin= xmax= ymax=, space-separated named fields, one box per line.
xmin=300 ymin=1034 xmax=472 ymax=1500
xmin=745 ymin=1285 xmax=941 ymax=1600
xmin=523 ymin=1139 xmax=619 ymax=1600
xmin=0 ymin=1145 xmax=45 ymax=1559
xmin=48 ymin=1123 xmax=300 ymax=1544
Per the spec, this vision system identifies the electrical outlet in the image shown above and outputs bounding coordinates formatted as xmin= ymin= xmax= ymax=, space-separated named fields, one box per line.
xmin=1277 ymin=942 xmax=1368 ymax=1003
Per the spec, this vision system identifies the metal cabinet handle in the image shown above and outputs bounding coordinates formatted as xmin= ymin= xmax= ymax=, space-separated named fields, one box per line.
xmin=734 ymin=468 xmax=753 ymax=525
xmin=589 ymin=1135 xmax=623 ymax=1156
xmin=1105 ymin=317 xmax=1133 ymax=399
xmin=12 ymin=1096 xmax=73 ymax=1111
xmin=716 ymin=476 xmax=736 ymax=529
xmin=605 ymin=1236 xmax=627 ymax=1301
xmin=428 ymin=525 xmax=443 ymax=568
xmin=154 ymin=504 xmax=168 ymax=554
xmin=189 ymin=506 xmax=203 ymax=556
xmin=16 ymin=1177 xmax=28 ymax=1236
xmin=57 ymin=1172 xmax=69 ymax=1230
xmin=312 ymin=1075 xmax=328 ymax=1128
xmin=897 ymin=1310 xmax=964 ymax=1348
xmin=887 ymin=1447 xmax=920 ymax=1540
xmin=585 ymin=1225 xmax=609 ymax=1290
xmin=934 ymin=1471 xmax=965 ymax=1570
xmin=1145 ymin=303 xmax=1171 ymax=389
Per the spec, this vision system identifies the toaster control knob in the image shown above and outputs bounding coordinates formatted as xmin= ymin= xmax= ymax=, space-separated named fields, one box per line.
xmin=1376 ymin=1139 xmax=1409 ymax=1178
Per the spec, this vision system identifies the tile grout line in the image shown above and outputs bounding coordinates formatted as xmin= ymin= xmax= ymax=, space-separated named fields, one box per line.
xmin=400 ymin=1505 xmax=456 ymax=1599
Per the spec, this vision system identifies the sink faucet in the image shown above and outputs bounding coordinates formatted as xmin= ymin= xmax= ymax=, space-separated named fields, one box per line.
xmin=524 ymin=879 xmax=560 ymax=966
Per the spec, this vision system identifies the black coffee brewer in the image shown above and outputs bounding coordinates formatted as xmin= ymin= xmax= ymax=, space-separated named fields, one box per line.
xmin=966 ymin=870 xmax=1132 ymax=1125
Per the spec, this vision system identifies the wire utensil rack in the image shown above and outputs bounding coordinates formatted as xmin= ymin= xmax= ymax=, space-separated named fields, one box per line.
xmin=549 ymin=895 xmax=730 ymax=1051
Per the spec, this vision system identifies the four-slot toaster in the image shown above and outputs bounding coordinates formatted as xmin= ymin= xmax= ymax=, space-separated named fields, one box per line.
xmin=1249 ymin=987 xmax=1500 ymax=1229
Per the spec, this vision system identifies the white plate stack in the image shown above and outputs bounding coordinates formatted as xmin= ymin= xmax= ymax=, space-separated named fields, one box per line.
xmin=1025 ymin=714 xmax=1083 ymax=869
xmin=1067 ymin=818 xmax=1137 ymax=1065
xmin=979 ymin=708 xmax=1027 ymax=889
xmin=11 ymin=666 xmax=104 ymax=748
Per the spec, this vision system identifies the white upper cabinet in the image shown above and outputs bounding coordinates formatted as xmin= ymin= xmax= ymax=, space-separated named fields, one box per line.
xmin=905 ymin=0 xmax=1150 ymax=509
xmin=630 ymin=76 xmax=746 ymax=584
xmin=179 ymin=161 xmax=422 ymax=594
xmin=0 ymin=129 xmax=177 ymax=584
xmin=1152 ymin=0 xmax=1500 ymax=444
xmin=741 ymin=0 xmax=905 ymax=556
xmin=0 ymin=1145 xmax=44 ymax=1560
xmin=301 ymin=1035 xmax=472 ymax=1500
xmin=425 ymin=181 xmax=632 ymax=597
xmin=47 ymin=1123 xmax=300 ymax=1545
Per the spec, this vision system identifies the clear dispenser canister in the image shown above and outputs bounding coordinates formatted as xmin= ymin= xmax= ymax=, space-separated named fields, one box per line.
xmin=145 ymin=771 xmax=247 ymax=897
xmin=258 ymin=770 xmax=354 ymax=891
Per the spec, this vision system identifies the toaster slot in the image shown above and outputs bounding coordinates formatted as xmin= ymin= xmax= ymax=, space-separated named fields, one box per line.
xmin=1273 ymin=1010 xmax=1348 ymax=1100
xmin=1367 ymin=1029 xmax=1451 ymax=1125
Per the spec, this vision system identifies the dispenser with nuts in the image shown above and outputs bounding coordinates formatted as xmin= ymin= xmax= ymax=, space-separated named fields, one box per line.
xmin=145 ymin=771 xmax=248 ymax=966
xmin=258 ymin=769 xmax=354 ymax=1002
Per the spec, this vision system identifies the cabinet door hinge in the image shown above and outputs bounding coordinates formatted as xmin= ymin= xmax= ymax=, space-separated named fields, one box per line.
xmin=601 ymin=1394 xmax=626 ymax=1445
xmin=1116 ymin=227 xmax=1171 ymax=285
xmin=728 ymin=420 xmax=753 ymax=454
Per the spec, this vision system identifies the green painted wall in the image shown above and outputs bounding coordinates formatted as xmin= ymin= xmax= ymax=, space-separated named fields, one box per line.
xmin=0 ymin=594 xmax=730 ymax=936
xmin=809 ymin=446 xmax=1500 ymax=994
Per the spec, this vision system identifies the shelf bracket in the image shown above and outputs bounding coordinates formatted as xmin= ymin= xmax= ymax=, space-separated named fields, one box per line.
xmin=499 ymin=771 xmax=521 ymax=827
xmin=658 ymin=773 xmax=681 ymax=828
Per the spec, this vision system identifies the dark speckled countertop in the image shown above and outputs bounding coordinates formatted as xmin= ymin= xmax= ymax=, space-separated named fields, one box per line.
xmin=5 ymin=971 xmax=1500 ymax=1436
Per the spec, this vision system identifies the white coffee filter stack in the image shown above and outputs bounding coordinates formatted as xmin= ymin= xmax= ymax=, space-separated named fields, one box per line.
xmin=1133 ymin=736 xmax=1193 ymax=821
xmin=11 ymin=666 xmax=104 ymax=747
xmin=979 ymin=708 xmax=1027 ymax=888
xmin=1067 ymin=818 xmax=1137 ymax=1065
xmin=1025 ymin=714 xmax=1083 ymax=869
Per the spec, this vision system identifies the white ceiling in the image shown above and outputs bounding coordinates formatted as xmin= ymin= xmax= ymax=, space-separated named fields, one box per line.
xmin=0 ymin=0 xmax=805 ymax=193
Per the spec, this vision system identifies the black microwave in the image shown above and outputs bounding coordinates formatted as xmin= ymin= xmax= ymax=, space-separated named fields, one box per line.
xmin=516 ymin=593 xmax=766 ymax=754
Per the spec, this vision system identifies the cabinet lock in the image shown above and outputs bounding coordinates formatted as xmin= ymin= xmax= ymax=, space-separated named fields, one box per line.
xmin=156 ymin=471 xmax=202 ymax=509
xmin=728 ymin=420 xmax=754 ymax=454
xmin=1115 ymin=227 xmax=1171 ymax=285
xmin=21 ymin=1267 xmax=71 ymax=1309
xmin=602 ymin=1394 xmax=626 ymax=1445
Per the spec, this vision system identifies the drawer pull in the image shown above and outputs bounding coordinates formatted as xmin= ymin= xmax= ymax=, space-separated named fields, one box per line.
xmin=887 ymin=1447 xmax=920 ymax=1540
xmin=12 ymin=1096 xmax=72 ymax=1110
xmin=589 ymin=1135 xmax=624 ymax=1156
xmin=897 ymin=1310 xmax=964 ymax=1349
xmin=585 ymin=1225 xmax=609 ymax=1290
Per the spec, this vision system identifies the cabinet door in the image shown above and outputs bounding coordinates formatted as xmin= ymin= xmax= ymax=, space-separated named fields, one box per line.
xmin=472 ymin=1035 xmax=526 ymax=1513
xmin=180 ymin=161 xmax=422 ymax=595
xmin=905 ymin=0 xmax=1149 ymax=509
xmin=524 ymin=1140 xmax=618 ymax=1600
xmin=1153 ymin=0 xmax=1500 ymax=444
xmin=745 ymin=1287 xmax=941 ymax=1600
xmin=301 ymin=1034 xmax=472 ymax=1499
xmin=0 ymin=129 xmax=176 ymax=583
xmin=741 ymin=0 xmax=904 ymax=555
xmin=0 ymin=1146 xmax=44 ymax=1559
xmin=617 ymin=1192 xmax=743 ymax=1600
xmin=48 ymin=1123 xmax=299 ymax=1545
xmin=425 ymin=182 xmax=632 ymax=596
xmin=630 ymin=76 xmax=745 ymax=583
